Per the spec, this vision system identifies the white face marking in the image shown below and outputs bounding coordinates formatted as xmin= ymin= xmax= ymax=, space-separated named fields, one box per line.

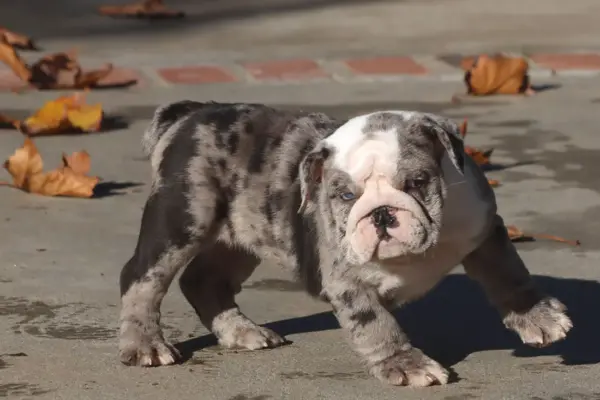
xmin=324 ymin=111 xmax=410 ymax=184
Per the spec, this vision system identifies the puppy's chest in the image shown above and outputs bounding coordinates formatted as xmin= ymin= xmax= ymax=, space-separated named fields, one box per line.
xmin=358 ymin=243 xmax=466 ymax=302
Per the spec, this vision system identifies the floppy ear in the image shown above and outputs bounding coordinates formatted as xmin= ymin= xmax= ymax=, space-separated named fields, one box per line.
xmin=298 ymin=144 xmax=331 ymax=215
xmin=423 ymin=114 xmax=465 ymax=174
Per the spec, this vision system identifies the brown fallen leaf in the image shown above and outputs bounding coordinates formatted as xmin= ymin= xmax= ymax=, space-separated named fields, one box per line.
xmin=0 ymin=27 xmax=38 ymax=50
xmin=463 ymin=54 xmax=534 ymax=96
xmin=99 ymin=0 xmax=185 ymax=19
xmin=1 ymin=137 xmax=99 ymax=198
xmin=0 ymin=40 xmax=133 ymax=90
xmin=506 ymin=225 xmax=581 ymax=247
xmin=1 ymin=92 xmax=103 ymax=136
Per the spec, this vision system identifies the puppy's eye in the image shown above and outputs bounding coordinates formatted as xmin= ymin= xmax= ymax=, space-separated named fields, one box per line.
xmin=339 ymin=191 xmax=356 ymax=201
xmin=406 ymin=177 xmax=428 ymax=190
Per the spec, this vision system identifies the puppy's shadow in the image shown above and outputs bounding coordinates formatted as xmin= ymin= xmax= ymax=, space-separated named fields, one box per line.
xmin=92 ymin=181 xmax=144 ymax=198
xmin=176 ymin=274 xmax=600 ymax=367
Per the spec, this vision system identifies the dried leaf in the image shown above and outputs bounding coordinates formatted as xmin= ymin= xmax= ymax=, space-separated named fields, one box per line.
xmin=0 ymin=40 xmax=134 ymax=90
xmin=18 ymin=93 xmax=103 ymax=136
xmin=2 ymin=137 xmax=99 ymax=198
xmin=75 ymin=63 xmax=114 ymax=89
xmin=3 ymin=137 xmax=43 ymax=188
xmin=0 ymin=35 xmax=32 ymax=82
xmin=99 ymin=0 xmax=185 ymax=18
xmin=464 ymin=54 xmax=532 ymax=96
xmin=62 ymin=150 xmax=92 ymax=175
xmin=465 ymin=146 xmax=494 ymax=166
xmin=0 ymin=28 xmax=37 ymax=50
xmin=506 ymin=225 xmax=581 ymax=247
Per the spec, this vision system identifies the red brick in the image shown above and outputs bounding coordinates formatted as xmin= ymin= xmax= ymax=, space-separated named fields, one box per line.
xmin=158 ymin=66 xmax=237 ymax=84
xmin=344 ymin=56 xmax=428 ymax=75
xmin=243 ymin=59 xmax=329 ymax=81
xmin=530 ymin=53 xmax=600 ymax=70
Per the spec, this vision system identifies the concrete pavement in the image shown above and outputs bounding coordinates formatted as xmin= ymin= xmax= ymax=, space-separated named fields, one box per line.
xmin=4 ymin=0 xmax=600 ymax=61
xmin=1 ymin=74 xmax=600 ymax=399
xmin=2 ymin=0 xmax=600 ymax=397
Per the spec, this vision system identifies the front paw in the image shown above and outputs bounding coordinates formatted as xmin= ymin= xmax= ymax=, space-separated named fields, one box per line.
xmin=119 ymin=320 xmax=181 ymax=367
xmin=369 ymin=347 xmax=449 ymax=387
xmin=503 ymin=297 xmax=573 ymax=348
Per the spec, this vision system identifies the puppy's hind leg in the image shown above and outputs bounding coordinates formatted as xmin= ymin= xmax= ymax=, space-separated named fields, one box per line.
xmin=118 ymin=185 xmax=222 ymax=367
xmin=462 ymin=214 xmax=573 ymax=348
xmin=179 ymin=242 xmax=286 ymax=350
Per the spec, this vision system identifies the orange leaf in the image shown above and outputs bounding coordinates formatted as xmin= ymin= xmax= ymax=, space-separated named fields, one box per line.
xmin=27 ymin=167 xmax=99 ymax=198
xmin=18 ymin=93 xmax=103 ymax=136
xmin=506 ymin=225 xmax=580 ymax=247
xmin=464 ymin=54 xmax=531 ymax=96
xmin=2 ymin=137 xmax=99 ymax=198
xmin=99 ymin=0 xmax=185 ymax=18
xmin=0 ymin=35 xmax=32 ymax=82
xmin=2 ymin=137 xmax=43 ymax=188
xmin=62 ymin=150 xmax=92 ymax=175
xmin=465 ymin=146 xmax=493 ymax=166
xmin=0 ymin=28 xmax=37 ymax=50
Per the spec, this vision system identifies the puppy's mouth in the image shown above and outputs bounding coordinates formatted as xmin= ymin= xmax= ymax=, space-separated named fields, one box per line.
xmin=349 ymin=205 xmax=429 ymax=263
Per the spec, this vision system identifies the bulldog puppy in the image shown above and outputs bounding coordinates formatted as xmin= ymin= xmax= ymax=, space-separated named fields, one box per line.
xmin=118 ymin=102 xmax=572 ymax=386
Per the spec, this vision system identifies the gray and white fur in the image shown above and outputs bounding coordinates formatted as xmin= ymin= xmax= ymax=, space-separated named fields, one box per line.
xmin=118 ymin=101 xmax=572 ymax=387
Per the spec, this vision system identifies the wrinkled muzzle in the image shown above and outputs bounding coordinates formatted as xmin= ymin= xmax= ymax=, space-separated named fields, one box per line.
xmin=345 ymin=181 xmax=436 ymax=265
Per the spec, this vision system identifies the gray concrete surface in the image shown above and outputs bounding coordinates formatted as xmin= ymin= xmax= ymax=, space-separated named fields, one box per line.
xmin=4 ymin=0 xmax=600 ymax=63
xmin=1 ymin=74 xmax=600 ymax=400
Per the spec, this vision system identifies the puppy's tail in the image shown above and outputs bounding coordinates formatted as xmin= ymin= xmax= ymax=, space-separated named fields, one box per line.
xmin=142 ymin=100 xmax=206 ymax=157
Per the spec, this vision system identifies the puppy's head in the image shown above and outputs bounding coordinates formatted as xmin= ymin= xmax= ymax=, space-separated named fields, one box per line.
xmin=299 ymin=111 xmax=465 ymax=265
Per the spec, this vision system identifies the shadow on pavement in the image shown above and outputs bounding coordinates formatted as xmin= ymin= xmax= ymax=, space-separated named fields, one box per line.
xmin=3 ymin=0 xmax=395 ymax=40
xmin=177 ymin=274 xmax=600 ymax=367
xmin=93 ymin=181 xmax=144 ymax=197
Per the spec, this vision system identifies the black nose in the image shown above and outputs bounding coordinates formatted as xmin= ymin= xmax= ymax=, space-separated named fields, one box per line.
xmin=371 ymin=206 xmax=397 ymax=229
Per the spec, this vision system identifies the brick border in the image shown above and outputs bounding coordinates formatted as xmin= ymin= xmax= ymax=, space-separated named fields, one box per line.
xmin=1 ymin=52 xmax=600 ymax=90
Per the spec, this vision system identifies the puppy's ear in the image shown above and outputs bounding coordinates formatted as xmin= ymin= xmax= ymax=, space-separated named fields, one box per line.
xmin=423 ymin=114 xmax=465 ymax=174
xmin=298 ymin=144 xmax=331 ymax=215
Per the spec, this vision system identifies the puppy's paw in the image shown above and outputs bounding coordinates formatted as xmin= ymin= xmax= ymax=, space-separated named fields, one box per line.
xmin=218 ymin=325 xmax=286 ymax=351
xmin=369 ymin=348 xmax=449 ymax=387
xmin=503 ymin=297 xmax=573 ymax=348
xmin=119 ymin=322 xmax=181 ymax=367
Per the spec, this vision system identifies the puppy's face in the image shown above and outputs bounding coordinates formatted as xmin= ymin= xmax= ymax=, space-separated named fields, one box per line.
xmin=299 ymin=111 xmax=465 ymax=265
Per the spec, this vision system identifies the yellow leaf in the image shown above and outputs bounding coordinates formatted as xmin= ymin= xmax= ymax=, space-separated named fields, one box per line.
xmin=66 ymin=103 xmax=103 ymax=132
xmin=19 ymin=93 xmax=103 ymax=136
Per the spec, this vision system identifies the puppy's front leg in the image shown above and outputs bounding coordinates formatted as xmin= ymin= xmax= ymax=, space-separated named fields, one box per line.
xmin=462 ymin=214 xmax=573 ymax=347
xmin=325 ymin=282 xmax=449 ymax=387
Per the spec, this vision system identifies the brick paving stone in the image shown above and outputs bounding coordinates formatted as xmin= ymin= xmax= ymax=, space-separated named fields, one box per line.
xmin=243 ymin=59 xmax=329 ymax=81
xmin=158 ymin=66 xmax=238 ymax=84
xmin=530 ymin=53 xmax=600 ymax=70
xmin=344 ymin=56 xmax=428 ymax=75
